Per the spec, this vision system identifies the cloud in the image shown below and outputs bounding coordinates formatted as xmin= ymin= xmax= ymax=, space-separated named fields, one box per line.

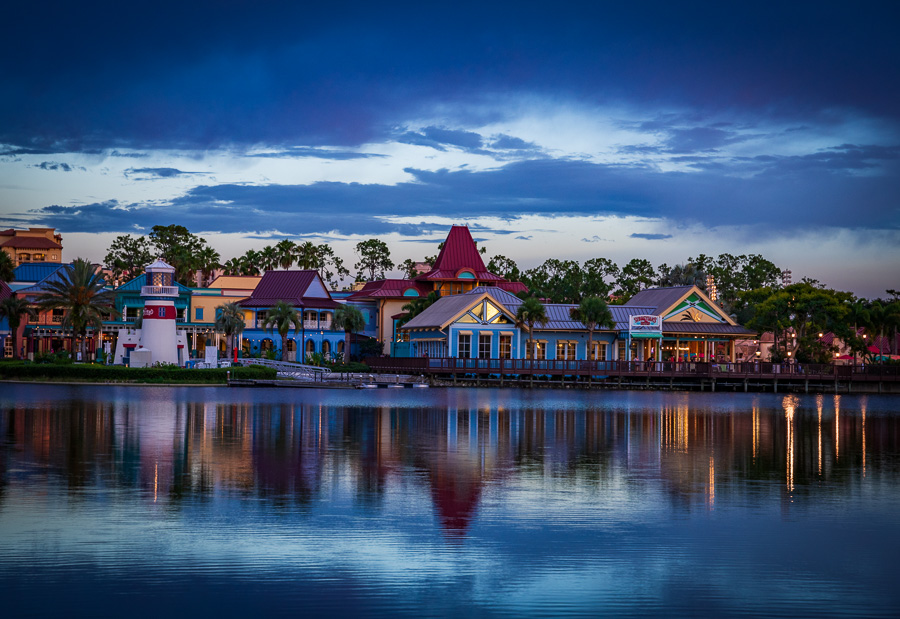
xmin=124 ymin=167 xmax=204 ymax=180
xmin=13 ymin=146 xmax=899 ymax=238
xmin=32 ymin=161 xmax=85 ymax=172
xmin=581 ymin=235 xmax=613 ymax=242
xmin=396 ymin=126 xmax=485 ymax=152
xmin=247 ymin=147 xmax=387 ymax=160
xmin=629 ymin=233 xmax=673 ymax=240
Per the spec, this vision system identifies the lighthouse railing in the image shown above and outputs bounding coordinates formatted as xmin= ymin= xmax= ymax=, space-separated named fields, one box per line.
xmin=141 ymin=285 xmax=179 ymax=296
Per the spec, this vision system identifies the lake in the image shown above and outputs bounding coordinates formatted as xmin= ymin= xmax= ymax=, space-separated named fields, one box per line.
xmin=1 ymin=384 xmax=899 ymax=618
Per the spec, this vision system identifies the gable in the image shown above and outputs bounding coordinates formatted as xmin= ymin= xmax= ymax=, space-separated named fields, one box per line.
xmin=454 ymin=298 xmax=514 ymax=326
xmin=663 ymin=292 xmax=727 ymax=323
xmin=305 ymin=275 xmax=329 ymax=298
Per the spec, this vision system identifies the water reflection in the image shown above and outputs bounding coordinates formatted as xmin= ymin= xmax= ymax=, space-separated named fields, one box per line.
xmin=2 ymin=388 xmax=897 ymax=533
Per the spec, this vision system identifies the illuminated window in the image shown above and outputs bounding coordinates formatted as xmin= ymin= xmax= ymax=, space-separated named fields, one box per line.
xmin=499 ymin=334 xmax=512 ymax=359
xmin=527 ymin=340 xmax=546 ymax=360
xmin=590 ymin=342 xmax=608 ymax=361
xmin=458 ymin=333 xmax=471 ymax=358
xmin=478 ymin=333 xmax=491 ymax=358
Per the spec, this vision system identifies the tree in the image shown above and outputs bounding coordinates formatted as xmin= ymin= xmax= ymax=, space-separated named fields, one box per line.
xmin=148 ymin=225 xmax=209 ymax=284
xmin=516 ymin=296 xmax=549 ymax=359
xmin=487 ymin=255 xmax=521 ymax=281
xmin=570 ymin=297 xmax=615 ymax=360
xmin=616 ymin=258 xmax=655 ymax=301
xmin=103 ymin=234 xmax=154 ymax=284
xmin=745 ymin=283 xmax=851 ymax=363
xmin=867 ymin=299 xmax=900 ymax=363
xmin=195 ymin=245 xmax=221 ymax=287
xmin=659 ymin=263 xmax=706 ymax=287
xmin=215 ymin=302 xmax=246 ymax=360
xmin=221 ymin=257 xmax=244 ymax=276
xmin=35 ymin=258 xmax=117 ymax=361
xmin=332 ymin=304 xmax=366 ymax=363
xmin=259 ymin=246 xmax=279 ymax=272
xmin=522 ymin=259 xmax=583 ymax=303
xmin=398 ymin=291 xmax=440 ymax=327
xmin=399 ymin=258 xmax=420 ymax=279
xmin=274 ymin=239 xmax=296 ymax=270
xmin=263 ymin=301 xmax=301 ymax=362
xmin=354 ymin=239 xmax=394 ymax=281
xmin=313 ymin=245 xmax=349 ymax=289
xmin=582 ymin=258 xmax=619 ymax=299
xmin=240 ymin=249 xmax=262 ymax=275
xmin=0 ymin=296 xmax=36 ymax=359
xmin=0 ymin=250 xmax=17 ymax=283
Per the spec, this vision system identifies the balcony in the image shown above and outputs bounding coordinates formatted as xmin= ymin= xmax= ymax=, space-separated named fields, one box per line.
xmin=141 ymin=285 xmax=179 ymax=297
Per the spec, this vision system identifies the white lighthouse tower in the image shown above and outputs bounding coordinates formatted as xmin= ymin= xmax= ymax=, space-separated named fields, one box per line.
xmin=138 ymin=259 xmax=181 ymax=365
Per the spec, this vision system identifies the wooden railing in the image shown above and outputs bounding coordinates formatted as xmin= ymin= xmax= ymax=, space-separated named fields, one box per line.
xmin=363 ymin=357 xmax=900 ymax=381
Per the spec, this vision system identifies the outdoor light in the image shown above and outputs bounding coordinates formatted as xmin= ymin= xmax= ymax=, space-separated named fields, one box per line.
xmin=818 ymin=332 xmax=823 ymax=338
xmin=787 ymin=351 xmax=792 ymax=357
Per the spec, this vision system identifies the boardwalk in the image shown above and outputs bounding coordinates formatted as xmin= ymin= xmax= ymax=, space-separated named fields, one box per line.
xmin=364 ymin=357 xmax=900 ymax=393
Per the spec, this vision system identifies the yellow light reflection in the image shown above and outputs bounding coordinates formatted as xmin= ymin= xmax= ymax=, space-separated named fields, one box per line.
xmin=783 ymin=395 xmax=797 ymax=493
xmin=708 ymin=455 xmax=715 ymax=509
xmin=834 ymin=394 xmax=841 ymax=461
xmin=816 ymin=394 xmax=823 ymax=475
xmin=861 ymin=397 xmax=867 ymax=478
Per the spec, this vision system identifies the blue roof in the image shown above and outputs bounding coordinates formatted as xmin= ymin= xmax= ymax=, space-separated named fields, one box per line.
xmin=16 ymin=264 xmax=113 ymax=296
xmin=12 ymin=262 xmax=65 ymax=283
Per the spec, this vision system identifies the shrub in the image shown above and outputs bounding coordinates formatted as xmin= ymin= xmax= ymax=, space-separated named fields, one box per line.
xmin=0 ymin=363 xmax=276 ymax=383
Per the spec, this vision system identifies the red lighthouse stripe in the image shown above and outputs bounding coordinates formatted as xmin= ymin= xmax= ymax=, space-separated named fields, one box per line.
xmin=143 ymin=306 xmax=176 ymax=320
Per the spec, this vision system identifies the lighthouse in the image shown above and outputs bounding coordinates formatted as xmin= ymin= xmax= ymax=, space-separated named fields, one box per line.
xmin=138 ymin=259 xmax=181 ymax=365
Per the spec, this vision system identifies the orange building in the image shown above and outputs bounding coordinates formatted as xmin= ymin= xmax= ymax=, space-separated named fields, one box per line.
xmin=0 ymin=228 xmax=63 ymax=267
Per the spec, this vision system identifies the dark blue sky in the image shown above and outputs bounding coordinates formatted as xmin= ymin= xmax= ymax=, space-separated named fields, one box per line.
xmin=1 ymin=1 xmax=898 ymax=294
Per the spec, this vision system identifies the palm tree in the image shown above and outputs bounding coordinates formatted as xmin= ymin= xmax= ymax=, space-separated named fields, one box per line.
xmin=0 ymin=251 xmax=14 ymax=283
xmin=293 ymin=241 xmax=319 ymax=270
xmin=516 ymin=296 xmax=549 ymax=360
xmin=221 ymin=257 xmax=243 ymax=276
xmin=398 ymin=291 xmax=440 ymax=327
xmin=0 ymin=296 xmax=36 ymax=360
xmin=195 ymin=245 xmax=221 ymax=286
xmin=868 ymin=300 xmax=900 ymax=364
xmin=215 ymin=302 xmax=246 ymax=360
xmin=570 ymin=296 xmax=615 ymax=360
xmin=259 ymin=246 xmax=279 ymax=272
xmin=275 ymin=239 xmax=296 ymax=270
xmin=332 ymin=304 xmax=366 ymax=363
xmin=239 ymin=249 xmax=262 ymax=276
xmin=35 ymin=258 xmax=117 ymax=361
xmin=263 ymin=301 xmax=301 ymax=362
xmin=661 ymin=263 xmax=706 ymax=287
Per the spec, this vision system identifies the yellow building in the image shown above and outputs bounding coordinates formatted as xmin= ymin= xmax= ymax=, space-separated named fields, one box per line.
xmin=190 ymin=276 xmax=262 ymax=353
xmin=0 ymin=227 xmax=63 ymax=266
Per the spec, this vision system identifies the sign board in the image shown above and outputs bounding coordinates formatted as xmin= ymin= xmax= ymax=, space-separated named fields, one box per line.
xmin=629 ymin=314 xmax=662 ymax=338
xmin=205 ymin=345 xmax=218 ymax=367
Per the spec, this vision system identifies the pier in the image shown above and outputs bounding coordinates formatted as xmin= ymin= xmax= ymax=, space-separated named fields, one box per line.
xmin=364 ymin=357 xmax=900 ymax=394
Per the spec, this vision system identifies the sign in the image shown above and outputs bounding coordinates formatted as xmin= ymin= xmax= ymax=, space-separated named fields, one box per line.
xmin=629 ymin=314 xmax=662 ymax=338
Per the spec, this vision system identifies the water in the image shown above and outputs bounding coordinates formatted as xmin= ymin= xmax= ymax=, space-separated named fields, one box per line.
xmin=1 ymin=385 xmax=898 ymax=618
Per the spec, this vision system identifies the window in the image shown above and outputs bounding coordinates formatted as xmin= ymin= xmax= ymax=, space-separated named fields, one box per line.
xmin=159 ymin=307 xmax=166 ymax=318
xmin=556 ymin=341 xmax=577 ymax=360
xmin=52 ymin=309 xmax=64 ymax=324
xmin=527 ymin=340 xmax=546 ymax=360
xmin=478 ymin=333 xmax=491 ymax=358
xmin=590 ymin=342 xmax=608 ymax=361
xmin=618 ymin=341 xmax=627 ymax=361
xmin=499 ymin=334 xmax=512 ymax=359
xmin=195 ymin=307 xmax=204 ymax=320
xmin=458 ymin=333 xmax=471 ymax=358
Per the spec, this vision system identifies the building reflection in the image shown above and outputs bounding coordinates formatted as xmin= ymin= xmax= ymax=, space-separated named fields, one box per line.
xmin=1 ymin=394 xmax=898 ymax=537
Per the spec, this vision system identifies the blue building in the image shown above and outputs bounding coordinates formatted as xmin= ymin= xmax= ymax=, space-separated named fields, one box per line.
xmin=400 ymin=285 xmax=755 ymax=362
xmin=238 ymin=270 xmax=346 ymax=361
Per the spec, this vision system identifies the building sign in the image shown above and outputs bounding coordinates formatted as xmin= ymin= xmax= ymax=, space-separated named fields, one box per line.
xmin=629 ymin=314 xmax=662 ymax=338
xmin=143 ymin=305 xmax=176 ymax=320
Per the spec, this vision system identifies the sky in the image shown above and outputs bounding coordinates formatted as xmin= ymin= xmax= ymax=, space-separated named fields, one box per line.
xmin=1 ymin=1 xmax=898 ymax=297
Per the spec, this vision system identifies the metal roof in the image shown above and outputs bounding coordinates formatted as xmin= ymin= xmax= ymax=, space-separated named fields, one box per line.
xmin=239 ymin=270 xmax=338 ymax=309
xmin=12 ymin=262 xmax=65 ymax=283
xmin=626 ymin=286 xmax=694 ymax=313
xmin=0 ymin=280 xmax=11 ymax=302
xmin=346 ymin=278 xmax=430 ymax=300
xmin=416 ymin=226 xmax=505 ymax=281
